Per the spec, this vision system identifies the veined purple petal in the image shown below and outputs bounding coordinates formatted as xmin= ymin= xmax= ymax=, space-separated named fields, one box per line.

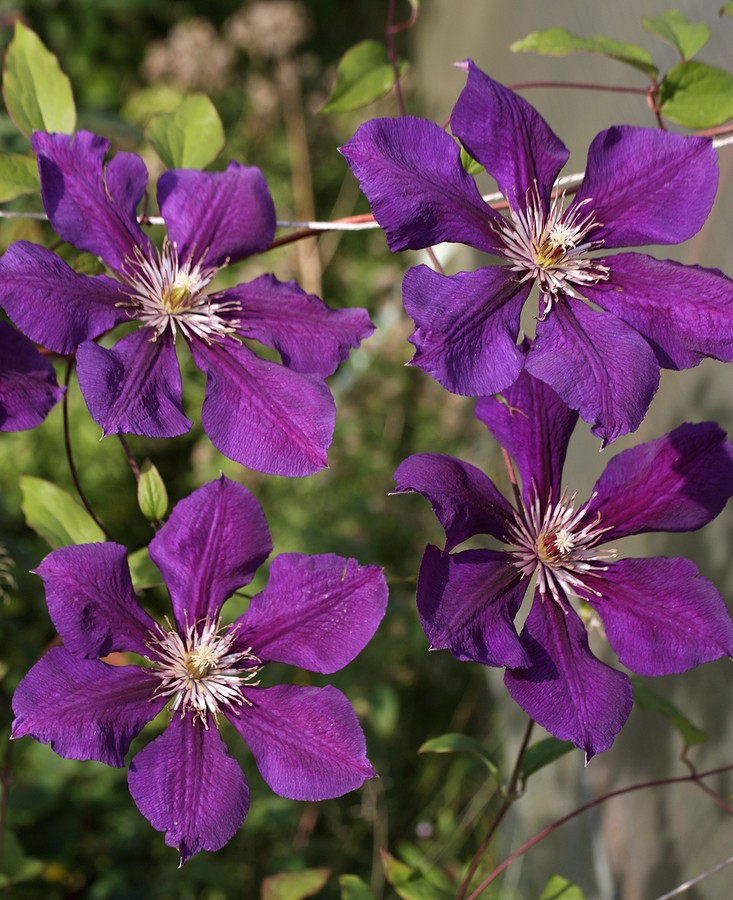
xmin=393 ymin=453 xmax=515 ymax=550
xmin=32 ymin=131 xmax=152 ymax=271
xmin=583 ymin=254 xmax=733 ymax=370
xmin=572 ymin=127 xmax=717 ymax=249
xmin=36 ymin=543 xmax=162 ymax=658
xmin=191 ymin=337 xmax=335 ymax=476
xmin=340 ymin=117 xmax=500 ymax=253
xmin=0 ymin=322 xmax=63 ymax=431
xmin=76 ymin=330 xmax=191 ymax=438
xmin=475 ymin=368 xmax=578 ymax=508
xmin=403 ymin=264 xmax=527 ymax=396
xmin=233 ymin=554 xmax=387 ymax=673
xmin=451 ymin=61 xmax=569 ymax=211
xmin=149 ymin=477 xmax=271 ymax=631
xmin=583 ymin=422 xmax=733 ymax=540
xmin=227 ymin=684 xmax=375 ymax=800
xmin=416 ymin=545 xmax=529 ymax=669
xmin=582 ymin=558 xmax=733 ymax=676
xmin=526 ymin=299 xmax=659 ymax=445
xmin=158 ymin=163 xmax=276 ymax=268
xmin=0 ymin=241 xmax=128 ymax=354
xmin=12 ymin=647 xmax=163 ymax=766
xmin=504 ymin=596 xmax=632 ymax=759
xmin=226 ymin=274 xmax=373 ymax=376
xmin=128 ymin=713 xmax=249 ymax=864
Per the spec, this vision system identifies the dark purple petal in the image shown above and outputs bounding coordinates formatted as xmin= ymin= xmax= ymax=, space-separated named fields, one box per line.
xmin=451 ymin=61 xmax=569 ymax=210
xmin=227 ymin=684 xmax=375 ymax=800
xmin=583 ymin=253 xmax=733 ymax=370
xmin=475 ymin=368 xmax=578 ymax=508
xmin=158 ymin=162 xmax=276 ymax=268
xmin=583 ymin=422 xmax=733 ymax=540
xmin=0 ymin=322 xmax=63 ymax=431
xmin=36 ymin=543 xmax=162 ymax=658
xmin=403 ymin=264 xmax=528 ymax=396
xmin=233 ymin=554 xmax=387 ymax=673
xmin=32 ymin=131 xmax=152 ymax=271
xmin=191 ymin=337 xmax=335 ymax=476
xmin=226 ymin=274 xmax=374 ymax=376
xmin=572 ymin=127 xmax=718 ymax=249
xmin=526 ymin=299 xmax=659 ymax=445
xmin=128 ymin=713 xmax=249 ymax=864
xmin=0 ymin=241 xmax=128 ymax=354
xmin=393 ymin=453 xmax=515 ymax=550
xmin=149 ymin=477 xmax=272 ymax=632
xmin=340 ymin=117 xmax=500 ymax=253
xmin=76 ymin=329 xmax=191 ymax=438
xmin=416 ymin=545 xmax=529 ymax=668
xmin=12 ymin=647 xmax=163 ymax=766
xmin=582 ymin=558 xmax=733 ymax=676
xmin=504 ymin=596 xmax=633 ymax=759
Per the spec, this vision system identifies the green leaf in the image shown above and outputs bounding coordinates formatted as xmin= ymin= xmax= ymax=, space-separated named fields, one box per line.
xmin=631 ymin=678 xmax=707 ymax=746
xmin=722 ymin=3 xmax=733 ymax=19
xmin=261 ymin=868 xmax=331 ymax=900
xmin=339 ymin=874 xmax=375 ymax=900
xmin=418 ymin=733 xmax=502 ymax=783
xmin=460 ymin=147 xmax=484 ymax=176
xmin=659 ymin=61 xmax=733 ymax=127
xmin=0 ymin=153 xmax=39 ymax=201
xmin=146 ymin=94 xmax=224 ymax=169
xmin=519 ymin=737 xmax=575 ymax=782
xmin=137 ymin=460 xmax=168 ymax=522
xmin=2 ymin=22 xmax=76 ymax=138
xmin=20 ymin=477 xmax=105 ymax=549
xmin=539 ymin=874 xmax=588 ymax=900
xmin=322 ymin=40 xmax=409 ymax=113
xmin=381 ymin=852 xmax=453 ymax=900
xmin=0 ymin=829 xmax=43 ymax=886
xmin=127 ymin=547 xmax=162 ymax=592
xmin=642 ymin=11 xmax=710 ymax=60
xmin=510 ymin=28 xmax=658 ymax=78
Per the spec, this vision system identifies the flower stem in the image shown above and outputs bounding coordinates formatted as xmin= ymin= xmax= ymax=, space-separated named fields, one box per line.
xmin=509 ymin=80 xmax=649 ymax=95
xmin=117 ymin=434 xmax=140 ymax=482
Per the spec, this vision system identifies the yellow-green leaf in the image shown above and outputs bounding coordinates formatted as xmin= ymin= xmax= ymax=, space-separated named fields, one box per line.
xmin=660 ymin=61 xmax=733 ymax=127
xmin=261 ymin=868 xmax=331 ymax=900
xmin=539 ymin=875 xmax=588 ymax=900
xmin=643 ymin=10 xmax=710 ymax=60
xmin=20 ymin=477 xmax=104 ymax=549
xmin=322 ymin=40 xmax=408 ymax=113
xmin=0 ymin=153 xmax=39 ymax=202
xmin=339 ymin=874 xmax=375 ymax=900
xmin=511 ymin=28 xmax=658 ymax=78
xmin=146 ymin=93 xmax=224 ymax=169
xmin=137 ymin=460 xmax=168 ymax=523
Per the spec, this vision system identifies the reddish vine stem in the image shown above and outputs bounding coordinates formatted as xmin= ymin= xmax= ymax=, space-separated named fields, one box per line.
xmin=386 ymin=0 xmax=419 ymax=118
xmin=509 ymin=79 xmax=649 ymax=94
xmin=117 ymin=434 xmax=140 ymax=482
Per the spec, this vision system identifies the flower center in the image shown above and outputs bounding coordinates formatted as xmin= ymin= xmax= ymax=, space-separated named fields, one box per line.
xmin=117 ymin=240 xmax=242 ymax=343
xmin=148 ymin=617 xmax=261 ymax=725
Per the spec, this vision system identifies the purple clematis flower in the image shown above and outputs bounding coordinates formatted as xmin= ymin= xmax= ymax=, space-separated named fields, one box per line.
xmin=394 ymin=369 xmax=733 ymax=757
xmin=12 ymin=476 xmax=388 ymax=862
xmin=0 ymin=321 xmax=64 ymax=431
xmin=0 ymin=131 xmax=374 ymax=475
xmin=341 ymin=60 xmax=733 ymax=443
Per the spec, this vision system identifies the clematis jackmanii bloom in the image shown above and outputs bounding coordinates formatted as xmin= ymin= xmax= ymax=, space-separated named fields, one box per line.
xmin=0 ymin=321 xmax=63 ymax=431
xmin=12 ymin=476 xmax=388 ymax=862
xmin=394 ymin=370 xmax=733 ymax=758
xmin=341 ymin=60 xmax=733 ymax=444
xmin=0 ymin=131 xmax=373 ymax=476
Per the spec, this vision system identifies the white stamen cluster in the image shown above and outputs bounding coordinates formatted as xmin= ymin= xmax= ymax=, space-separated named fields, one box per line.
xmin=118 ymin=240 xmax=241 ymax=343
xmin=494 ymin=183 xmax=610 ymax=319
xmin=148 ymin=617 xmax=261 ymax=725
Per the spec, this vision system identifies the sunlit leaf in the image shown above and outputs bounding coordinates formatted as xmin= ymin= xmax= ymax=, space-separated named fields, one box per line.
xmin=418 ymin=732 xmax=502 ymax=783
xmin=460 ymin=147 xmax=484 ymax=176
xmin=20 ymin=477 xmax=105 ymax=549
xmin=722 ymin=2 xmax=733 ymax=18
xmin=137 ymin=460 xmax=168 ymax=523
xmin=322 ymin=40 xmax=409 ymax=113
xmin=659 ymin=61 xmax=733 ymax=127
xmin=261 ymin=868 xmax=331 ymax=900
xmin=0 ymin=153 xmax=39 ymax=202
xmin=381 ymin=851 xmax=453 ymax=900
xmin=127 ymin=547 xmax=162 ymax=592
xmin=631 ymin=678 xmax=707 ymax=746
xmin=146 ymin=93 xmax=224 ymax=169
xmin=510 ymin=28 xmax=658 ymax=78
xmin=539 ymin=874 xmax=588 ymax=900
xmin=519 ymin=737 xmax=575 ymax=782
xmin=340 ymin=874 xmax=375 ymax=900
xmin=643 ymin=10 xmax=710 ymax=60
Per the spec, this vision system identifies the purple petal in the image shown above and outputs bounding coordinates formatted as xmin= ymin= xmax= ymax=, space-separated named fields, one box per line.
xmin=227 ymin=273 xmax=374 ymax=376
xmin=451 ymin=61 xmax=569 ymax=210
xmin=158 ymin=163 xmax=276 ymax=268
xmin=0 ymin=241 xmax=128 ymax=354
xmin=191 ymin=337 xmax=335 ymax=476
xmin=32 ymin=131 xmax=152 ymax=271
xmin=504 ymin=596 xmax=633 ymax=759
xmin=416 ymin=545 xmax=529 ymax=668
xmin=12 ymin=647 xmax=163 ymax=766
xmin=583 ymin=422 xmax=733 ymax=540
xmin=403 ymin=265 xmax=527 ymax=396
xmin=149 ymin=477 xmax=272 ymax=631
xmin=0 ymin=322 xmax=63 ymax=431
xmin=583 ymin=253 xmax=733 ymax=370
xmin=128 ymin=713 xmax=249 ymax=864
xmin=227 ymin=684 xmax=375 ymax=800
xmin=582 ymin=558 xmax=733 ymax=676
xmin=526 ymin=299 xmax=659 ymax=445
xmin=572 ymin=127 xmax=718 ymax=249
xmin=340 ymin=117 xmax=500 ymax=253
xmin=76 ymin=329 xmax=191 ymax=438
xmin=36 ymin=543 xmax=162 ymax=658
xmin=392 ymin=453 xmax=515 ymax=550
xmin=233 ymin=554 xmax=387 ymax=673
xmin=475 ymin=368 xmax=578 ymax=508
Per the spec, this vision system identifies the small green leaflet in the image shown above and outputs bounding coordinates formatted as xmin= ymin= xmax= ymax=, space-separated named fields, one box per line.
xmin=518 ymin=737 xmax=575 ymax=783
xmin=20 ymin=477 xmax=104 ymax=549
xmin=642 ymin=10 xmax=710 ymax=60
xmin=339 ymin=874 xmax=375 ymax=900
xmin=539 ymin=874 xmax=588 ymax=900
xmin=381 ymin=851 xmax=453 ymax=900
xmin=322 ymin=40 xmax=409 ymax=113
xmin=145 ymin=94 xmax=225 ymax=169
xmin=722 ymin=3 xmax=733 ymax=19
xmin=127 ymin=547 xmax=162 ymax=592
xmin=659 ymin=61 xmax=733 ymax=128
xmin=0 ymin=153 xmax=40 ymax=202
xmin=137 ymin=460 xmax=168 ymax=523
xmin=418 ymin=732 xmax=502 ymax=784
xmin=460 ymin=147 xmax=484 ymax=176
xmin=631 ymin=677 xmax=707 ymax=746
xmin=260 ymin=868 xmax=331 ymax=900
